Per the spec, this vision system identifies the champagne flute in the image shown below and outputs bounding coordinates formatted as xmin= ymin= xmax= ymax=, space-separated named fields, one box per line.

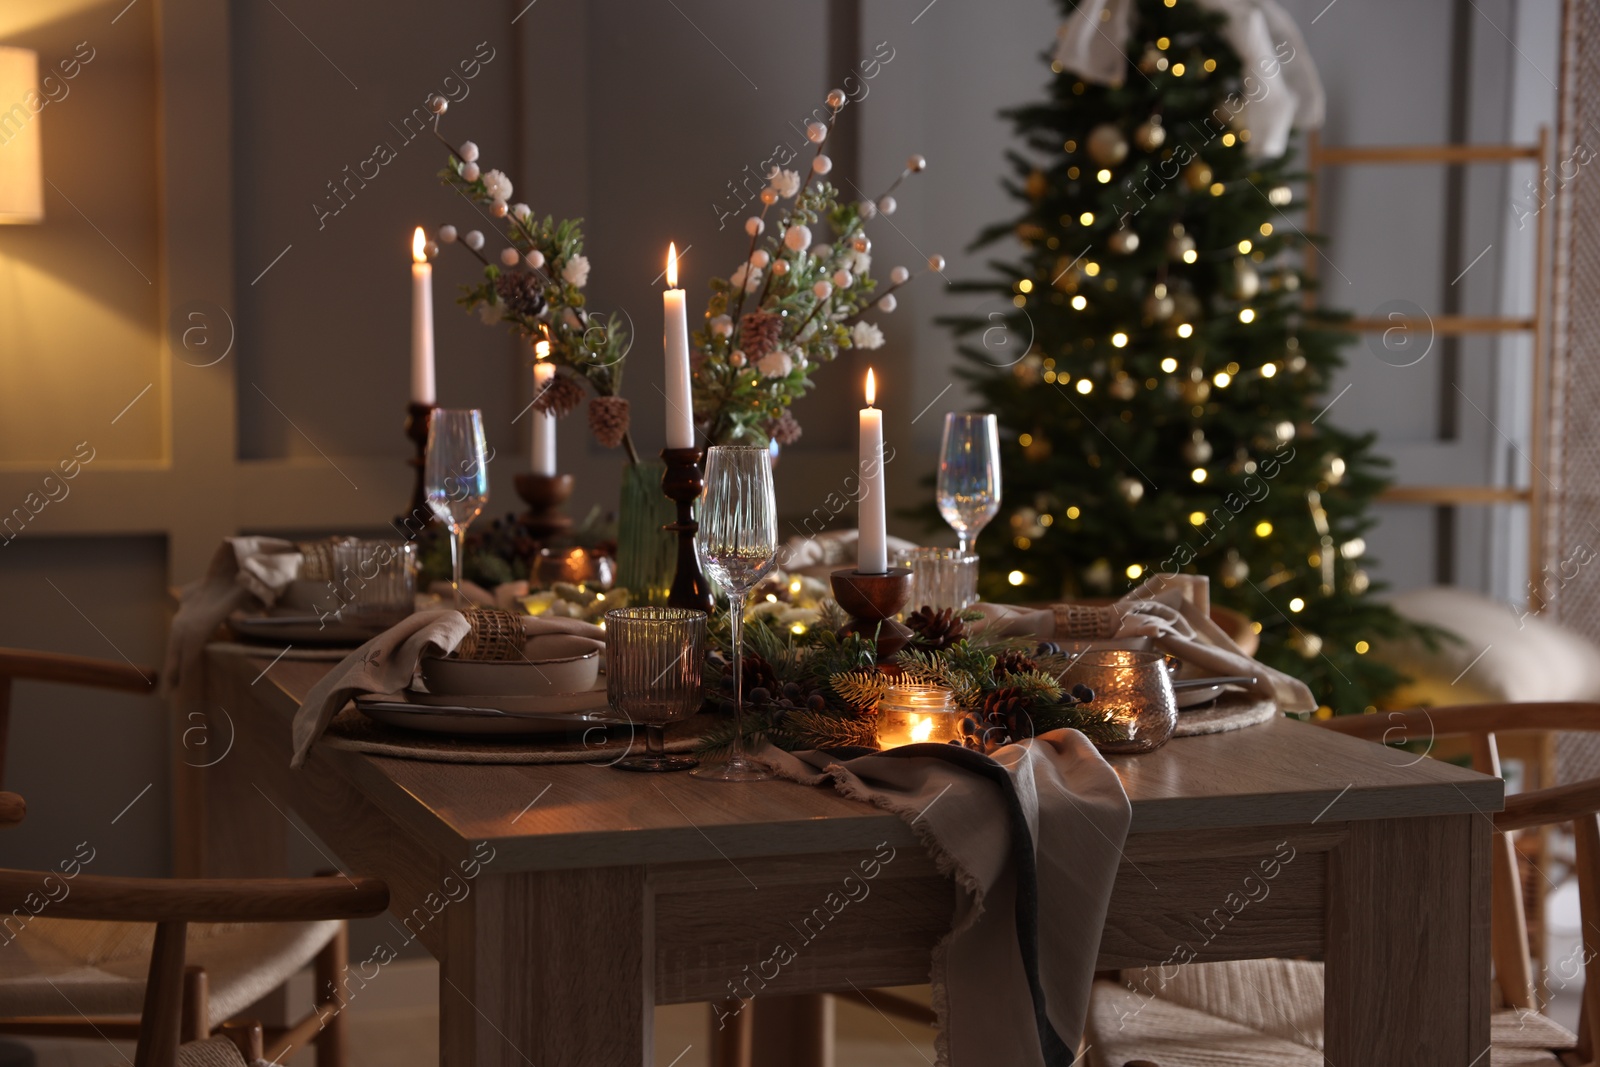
xmin=693 ymin=445 xmax=778 ymax=783
xmin=937 ymin=412 xmax=1001 ymax=553
xmin=424 ymin=409 xmax=490 ymax=608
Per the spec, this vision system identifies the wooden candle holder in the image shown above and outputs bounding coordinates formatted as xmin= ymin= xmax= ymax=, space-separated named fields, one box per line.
xmin=514 ymin=472 xmax=575 ymax=540
xmin=830 ymin=567 xmax=914 ymax=660
xmin=399 ymin=402 xmax=437 ymax=532
xmin=661 ymin=448 xmax=714 ymax=614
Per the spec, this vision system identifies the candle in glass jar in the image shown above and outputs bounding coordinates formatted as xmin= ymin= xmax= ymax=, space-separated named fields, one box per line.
xmin=877 ymin=684 xmax=958 ymax=747
xmin=531 ymin=338 xmax=556 ymax=476
xmin=858 ymin=368 xmax=888 ymax=574
xmin=662 ymin=243 xmax=695 ymax=449
xmin=410 ymin=227 xmax=436 ymax=406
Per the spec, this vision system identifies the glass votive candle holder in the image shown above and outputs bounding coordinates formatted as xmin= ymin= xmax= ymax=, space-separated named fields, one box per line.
xmin=603 ymin=606 xmax=707 ymax=772
xmin=330 ymin=539 xmax=417 ymax=628
xmin=894 ymin=547 xmax=979 ymax=612
xmin=1061 ymin=649 xmax=1178 ymax=754
xmin=876 ymin=683 xmax=960 ymax=748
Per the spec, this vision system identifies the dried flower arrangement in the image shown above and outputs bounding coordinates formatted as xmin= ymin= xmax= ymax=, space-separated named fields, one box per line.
xmin=692 ymin=89 xmax=946 ymax=447
xmin=423 ymin=95 xmax=639 ymax=462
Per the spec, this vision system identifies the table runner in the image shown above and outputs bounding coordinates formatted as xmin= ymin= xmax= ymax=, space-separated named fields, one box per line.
xmin=759 ymin=729 xmax=1131 ymax=1067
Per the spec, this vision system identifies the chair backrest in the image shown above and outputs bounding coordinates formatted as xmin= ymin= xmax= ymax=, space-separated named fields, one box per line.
xmin=0 ymin=647 xmax=157 ymax=806
xmin=1321 ymin=702 xmax=1600 ymax=1054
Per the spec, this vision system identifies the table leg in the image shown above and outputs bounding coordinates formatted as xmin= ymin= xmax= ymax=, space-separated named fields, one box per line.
xmin=1326 ymin=813 xmax=1491 ymax=1064
xmin=749 ymin=994 xmax=834 ymax=1067
xmin=441 ymin=865 xmax=651 ymax=1066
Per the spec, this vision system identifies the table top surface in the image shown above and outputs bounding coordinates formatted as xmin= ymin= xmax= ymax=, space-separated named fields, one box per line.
xmin=226 ymin=650 xmax=1505 ymax=872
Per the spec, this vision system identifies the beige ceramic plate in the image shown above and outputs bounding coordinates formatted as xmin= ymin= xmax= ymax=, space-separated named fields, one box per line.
xmin=419 ymin=634 xmax=602 ymax=697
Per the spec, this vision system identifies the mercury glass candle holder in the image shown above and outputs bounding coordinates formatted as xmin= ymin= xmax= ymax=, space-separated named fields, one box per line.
xmin=603 ymin=606 xmax=707 ymax=771
xmin=1062 ymin=649 xmax=1178 ymax=754
xmin=876 ymin=683 xmax=959 ymax=748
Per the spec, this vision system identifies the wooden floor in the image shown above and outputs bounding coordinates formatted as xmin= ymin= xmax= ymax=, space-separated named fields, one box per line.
xmin=12 ymin=960 xmax=939 ymax=1067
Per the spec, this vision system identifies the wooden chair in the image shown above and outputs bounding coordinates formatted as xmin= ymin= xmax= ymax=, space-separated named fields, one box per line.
xmin=1085 ymin=702 xmax=1600 ymax=1067
xmin=0 ymin=647 xmax=389 ymax=1065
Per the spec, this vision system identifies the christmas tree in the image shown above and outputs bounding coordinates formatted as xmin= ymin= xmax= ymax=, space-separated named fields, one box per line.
xmin=944 ymin=0 xmax=1415 ymax=713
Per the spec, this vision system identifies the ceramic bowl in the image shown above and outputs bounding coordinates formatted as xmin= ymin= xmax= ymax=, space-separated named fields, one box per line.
xmin=419 ymin=634 xmax=602 ymax=697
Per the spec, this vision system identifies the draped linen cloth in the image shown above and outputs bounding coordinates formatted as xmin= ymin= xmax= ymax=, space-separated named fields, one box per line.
xmin=759 ymin=730 xmax=1131 ymax=1067
xmin=1053 ymin=0 xmax=1325 ymax=159
xmin=160 ymin=537 xmax=305 ymax=721
xmin=288 ymin=610 xmax=604 ymax=767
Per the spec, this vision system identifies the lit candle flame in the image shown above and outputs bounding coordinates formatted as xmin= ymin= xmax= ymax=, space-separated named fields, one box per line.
xmin=910 ymin=715 xmax=934 ymax=743
xmin=865 ymin=367 xmax=876 ymax=407
xmin=535 ymin=339 xmax=550 ymax=359
xmin=666 ymin=242 xmax=678 ymax=288
xmin=412 ymin=226 xmax=427 ymax=264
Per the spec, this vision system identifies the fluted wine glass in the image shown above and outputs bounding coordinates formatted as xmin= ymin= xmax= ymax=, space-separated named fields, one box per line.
xmin=937 ymin=412 xmax=1002 ymax=553
xmin=424 ymin=409 xmax=490 ymax=608
xmin=693 ymin=445 xmax=778 ymax=783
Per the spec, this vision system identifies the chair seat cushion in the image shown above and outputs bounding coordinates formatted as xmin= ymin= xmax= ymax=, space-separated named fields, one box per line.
xmin=0 ymin=916 xmax=341 ymax=1026
xmin=1087 ymin=967 xmax=1576 ymax=1067
xmin=175 ymin=1037 xmax=251 ymax=1067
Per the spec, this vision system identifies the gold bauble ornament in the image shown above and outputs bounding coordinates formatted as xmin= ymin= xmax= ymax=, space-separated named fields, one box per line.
xmin=1171 ymin=290 xmax=1201 ymax=320
xmin=1182 ymin=429 xmax=1213 ymax=464
xmin=1183 ymin=161 xmax=1214 ymax=191
xmin=1115 ymin=476 xmax=1145 ymax=504
xmin=1025 ymin=169 xmax=1049 ymax=201
xmin=1290 ymin=631 xmax=1323 ymax=659
xmin=1108 ymin=229 xmax=1140 ymax=254
xmin=1087 ymin=123 xmax=1129 ymax=166
xmin=1220 ymin=550 xmax=1249 ymax=587
xmin=1231 ymin=258 xmax=1260 ymax=300
xmin=1134 ymin=117 xmax=1167 ymax=151
xmin=1143 ymin=292 xmax=1175 ymax=320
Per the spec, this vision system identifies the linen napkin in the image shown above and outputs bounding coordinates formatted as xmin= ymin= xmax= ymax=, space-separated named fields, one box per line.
xmin=777 ymin=528 xmax=920 ymax=577
xmin=760 ymin=729 xmax=1130 ymax=1067
xmin=160 ymin=537 xmax=305 ymax=719
xmin=288 ymin=610 xmax=605 ymax=768
xmin=973 ymin=574 xmax=1316 ymax=715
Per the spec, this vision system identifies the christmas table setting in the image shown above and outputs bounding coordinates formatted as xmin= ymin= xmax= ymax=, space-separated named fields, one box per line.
xmin=160 ymin=6 xmax=1469 ymax=1055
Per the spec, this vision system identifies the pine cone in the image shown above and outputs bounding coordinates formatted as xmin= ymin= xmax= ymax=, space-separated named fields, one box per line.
xmin=906 ymin=606 xmax=966 ymax=650
xmin=740 ymin=311 xmax=784 ymax=360
xmin=981 ymin=685 xmax=1037 ymax=744
xmin=495 ymin=271 xmax=548 ymax=319
xmin=742 ymin=654 xmax=780 ymax=697
xmin=534 ymin=372 xmax=586 ymax=418
xmin=587 ymin=395 xmax=630 ymax=449
xmin=993 ymin=648 xmax=1039 ymax=678
xmin=768 ymin=411 xmax=803 ymax=446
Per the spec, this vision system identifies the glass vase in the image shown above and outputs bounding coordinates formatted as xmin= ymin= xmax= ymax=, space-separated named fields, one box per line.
xmin=615 ymin=460 xmax=677 ymax=606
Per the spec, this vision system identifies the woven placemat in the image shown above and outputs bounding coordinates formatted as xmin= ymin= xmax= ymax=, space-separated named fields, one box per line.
xmin=209 ymin=641 xmax=356 ymax=661
xmin=1174 ymin=690 xmax=1278 ymax=737
xmin=318 ymin=705 xmax=717 ymax=764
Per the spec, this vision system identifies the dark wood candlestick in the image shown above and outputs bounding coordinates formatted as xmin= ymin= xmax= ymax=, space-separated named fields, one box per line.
xmin=397 ymin=402 xmax=437 ymax=535
xmin=514 ymin=473 xmax=575 ymax=540
xmin=830 ymin=567 xmax=914 ymax=660
xmin=661 ymin=448 xmax=714 ymax=614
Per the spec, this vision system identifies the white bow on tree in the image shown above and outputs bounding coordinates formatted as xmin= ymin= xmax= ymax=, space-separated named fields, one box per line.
xmin=1053 ymin=0 xmax=1325 ymax=159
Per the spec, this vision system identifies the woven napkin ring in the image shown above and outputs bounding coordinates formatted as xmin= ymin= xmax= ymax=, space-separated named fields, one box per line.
xmin=456 ymin=608 xmax=526 ymax=661
xmin=1052 ymin=603 xmax=1122 ymax=640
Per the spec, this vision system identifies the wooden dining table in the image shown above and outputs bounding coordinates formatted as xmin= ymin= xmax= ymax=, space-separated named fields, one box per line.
xmin=192 ymin=647 xmax=1504 ymax=1066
